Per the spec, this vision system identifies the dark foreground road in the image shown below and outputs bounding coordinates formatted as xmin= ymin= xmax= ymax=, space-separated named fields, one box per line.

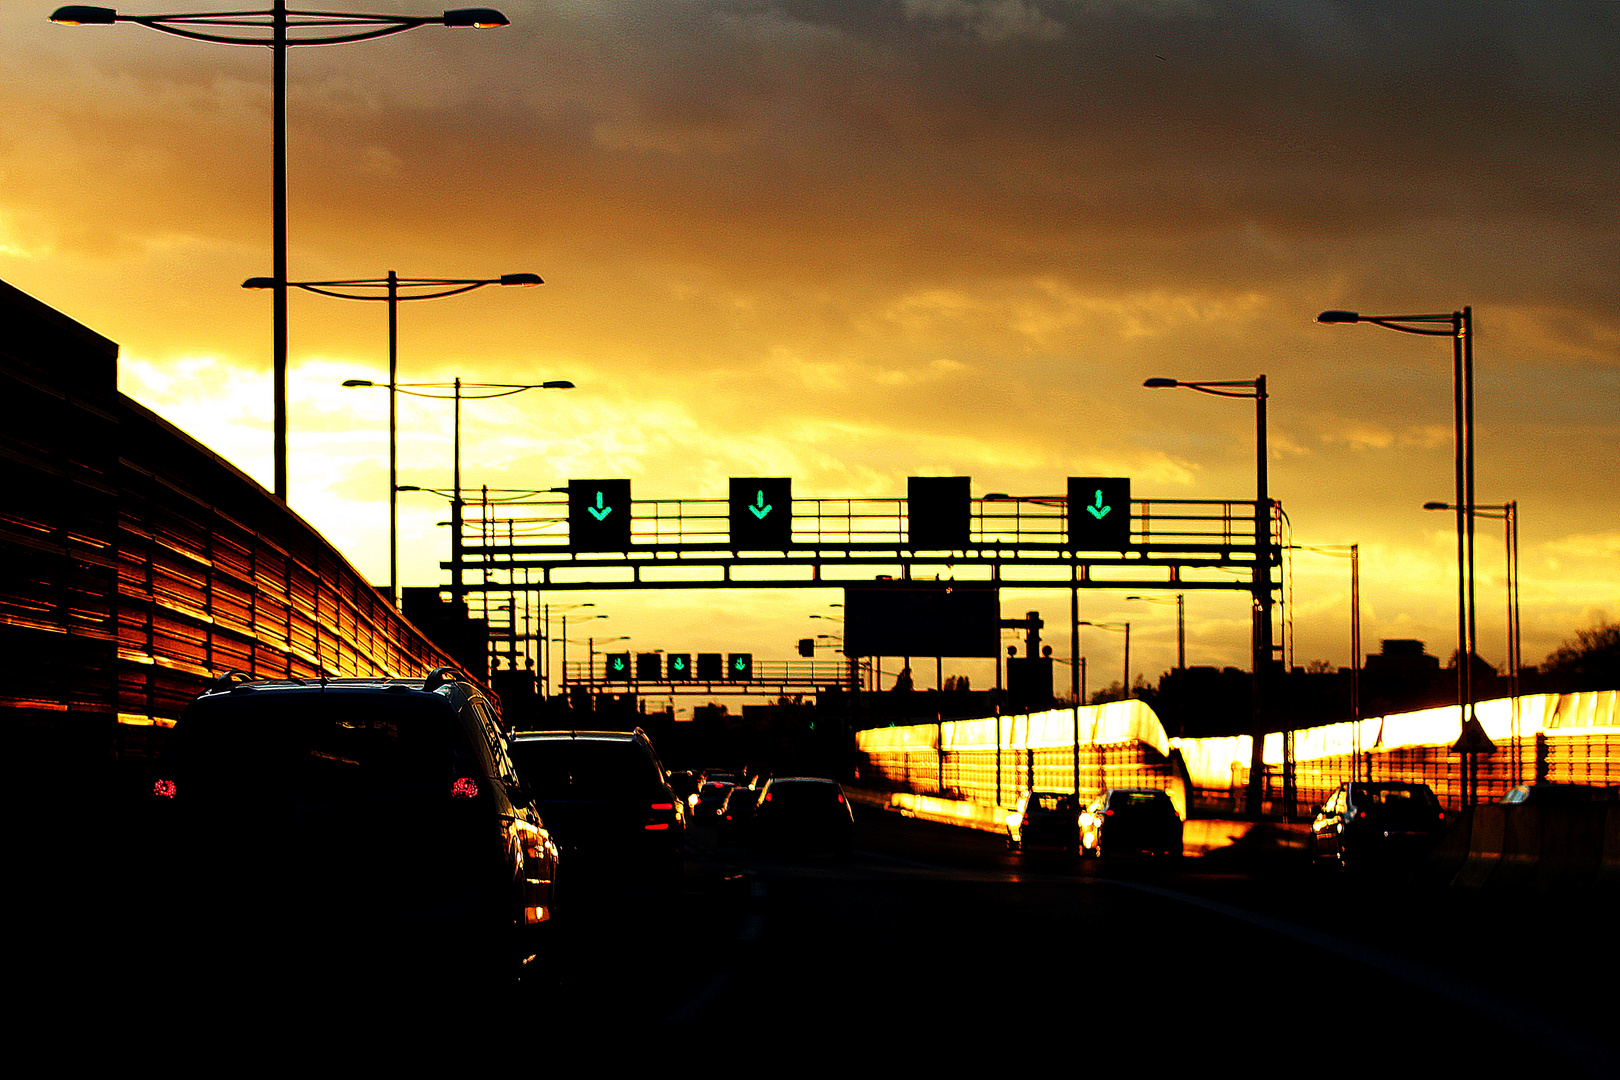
xmin=26 ymin=807 xmax=1616 ymax=1075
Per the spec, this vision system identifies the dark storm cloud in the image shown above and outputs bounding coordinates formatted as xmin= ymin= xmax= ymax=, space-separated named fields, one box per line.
xmin=362 ymin=0 xmax=1610 ymax=327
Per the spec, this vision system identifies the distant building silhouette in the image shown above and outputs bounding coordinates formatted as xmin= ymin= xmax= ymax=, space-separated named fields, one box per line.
xmin=1362 ymin=639 xmax=1450 ymax=717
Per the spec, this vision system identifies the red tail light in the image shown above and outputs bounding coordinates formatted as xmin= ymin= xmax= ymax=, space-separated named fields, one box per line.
xmin=153 ymin=778 xmax=176 ymax=799
xmin=451 ymin=777 xmax=479 ymax=799
xmin=646 ymin=801 xmax=676 ymax=830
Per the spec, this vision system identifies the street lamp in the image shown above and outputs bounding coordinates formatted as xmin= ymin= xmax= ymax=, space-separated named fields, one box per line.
xmin=53 ymin=4 xmax=511 ymax=502
xmin=542 ymin=603 xmax=593 ymax=701
xmin=346 ymin=378 xmax=573 ymax=605
xmin=244 ymin=272 xmax=541 ymax=603
xmin=1427 ymin=499 xmax=1520 ymax=782
xmin=1078 ymin=621 xmax=1130 ymax=701
xmin=1286 ymin=543 xmax=1362 ymax=778
xmin=1145 ymin=374 xmax=1274 ymax=818
xmin=1319 ymin=307 xmax=1485 ymax=798
xmin=1126 ymin=594 xmax=1185 ymax=671
xmin=551 ymin=612 xmax=607 ymax=694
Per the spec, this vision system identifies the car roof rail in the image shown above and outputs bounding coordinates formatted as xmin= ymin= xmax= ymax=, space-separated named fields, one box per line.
xmin=205 ymin=670 xmax=255 ymax=694
xmin=422 ymin=667 xmax=461 ymax=693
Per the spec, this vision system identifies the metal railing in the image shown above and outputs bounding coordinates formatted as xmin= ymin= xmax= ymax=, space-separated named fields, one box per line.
xmin=454 ymin=493 xmax=1266 ymax=554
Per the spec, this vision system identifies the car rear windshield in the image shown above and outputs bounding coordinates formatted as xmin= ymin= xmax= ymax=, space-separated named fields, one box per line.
xmin=1354 ymin=784 xmax=1440 ymax=819
xmin=169 ymin=695 xmax=473 ymax=818
xmin=511 ymin=738 xmax=660 ymax=801
xmin=766 ymin=782 xmax=843 ymax=808
xmin=1111 ymin=791 xmax=1173 ymax=812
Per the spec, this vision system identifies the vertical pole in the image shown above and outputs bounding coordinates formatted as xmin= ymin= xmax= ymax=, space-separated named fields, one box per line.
xmin=1248 ymin=374 xmax=1271 ymax=819
xmin=1123 ymin=622 xmax=1131 ymax=698
xmin=387 ymin=271 xmax=399 ymax=606
xmin=271 ymin=1 xmax=289 ymax=501
xmin=1508 ymin=502 xmax=1521 ymax=783
xmin=1176 ymin=593 xmax=1185 ymax=671
xmin=452 ymin=377 xmax=464 ymax=607
xmin=1451 ymin=312 xmax=1471 ymax=804
xmin=1071 ymin=572 xmax=1080 ymax=798
xmin=1351 ymin=543 xmax=1361 ymax=780
xmin=1463 ymin=307 xmax=1478 ymax=730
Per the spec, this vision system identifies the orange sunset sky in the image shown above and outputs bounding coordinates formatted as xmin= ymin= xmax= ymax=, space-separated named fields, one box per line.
xmin=4 ymin=1 xmax=1616 ymax=698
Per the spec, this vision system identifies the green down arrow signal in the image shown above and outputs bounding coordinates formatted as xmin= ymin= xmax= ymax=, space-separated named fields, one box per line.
xmin=612 ymin=657 xmax=625 ymax=670
xmin=749 ymin=490 xmax=772 ymax=520
xmin=588 ymin=491 xmax=613 ymax=521
xmin=1086 ymin=490 xmax=1111 ymax=520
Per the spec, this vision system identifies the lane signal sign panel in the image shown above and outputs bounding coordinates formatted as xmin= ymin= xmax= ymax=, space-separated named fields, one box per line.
xmin=636 ymin=653 xmax=662 ymax=680
xmin=729 ymin=477 xmax=792 ymax=548
xmin=908 ymin=475 xmax=971 ymax=549
xmin=1067 ymin=476 xmax=1132 ymax=550
xmin=727 ymin=653 xmax=754 ymax=680
xmin=667 ymin=653 xmax=692 ymax=680
xmin=569 ymin=479 xmax=632 ymax=551
xmin=604 ymin=652 xmax=631 ymax=680
xmin=696 ymin=653 xmax=724 ymax=681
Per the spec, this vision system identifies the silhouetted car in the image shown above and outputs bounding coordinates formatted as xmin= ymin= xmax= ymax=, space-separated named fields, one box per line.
xmin=1310 ymin=781 xmax=1446 ymax=869
xmin=717 ymin=785 xmax=762 ymax=843
xmin=144 ymin=669 xmax=560 ymax=986
xmin=508 ymin=728 xmax=685 ymax=895
xmin=1080 ymin=788 xmax=1183 ymax=858
xmin=750 ymin=777 xmax=855 ymax=859
xmin=1006 ymin=790 xmax=1081 ymax=856
xmin=691 ymin=779 xmax=736 ymax=822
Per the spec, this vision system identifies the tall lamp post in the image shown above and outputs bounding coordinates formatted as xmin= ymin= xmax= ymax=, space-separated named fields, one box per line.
xmin=1125 ymin=594 xmax=1185 ymax=671
xmin=1427 ymin=499 xmax=1519 ymax=781
xmin=543 ymin=603 xmax=595 ymax=701
xmin=1145 ymin=375 xmax=1274 ymax=818
xmin=1319 ymin=308 xmax=1488 ymax=801
xmin=345 ymin=378 xmax=573 ymax=606
xmin=1286 ymin=544 xmax=1362 ymax=777
xmin=551 ymin=612 xmax=608 ymax=699
xmin=53 ymin=4 xmax=511 ymax=502
xmin=1078 ymin=621 xmax=1130 ymax=699
xmin=245 ymin=271 xmax=542 ymax=603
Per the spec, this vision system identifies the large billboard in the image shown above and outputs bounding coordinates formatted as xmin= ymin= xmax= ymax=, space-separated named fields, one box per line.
xmin=843 ymin=583 xmax=999 ymax=658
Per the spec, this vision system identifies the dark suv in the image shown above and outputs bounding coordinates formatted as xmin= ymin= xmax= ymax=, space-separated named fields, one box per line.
xmin=142 ymin=669 xmax=560 ymax=986
xmin=507 ymin=728 xmax=686 ymax=895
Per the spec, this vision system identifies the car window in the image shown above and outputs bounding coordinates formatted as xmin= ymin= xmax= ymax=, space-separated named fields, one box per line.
xmin=171 ymin=696 xmax=470 ymax=819
xmin=764 ymin=782 xmax=843 ymax=808
xmin=1111 ymin=791 xmax=1172 ymax=812
xmin=511 ymin=739 xmax=661 ymax=800
xmin=1354 ymin=784 xmax=1439 ymax=822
